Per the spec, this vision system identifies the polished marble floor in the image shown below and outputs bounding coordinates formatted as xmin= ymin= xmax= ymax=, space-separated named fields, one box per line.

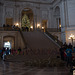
xmin=0 ymin=60 xmax=73 ymax=75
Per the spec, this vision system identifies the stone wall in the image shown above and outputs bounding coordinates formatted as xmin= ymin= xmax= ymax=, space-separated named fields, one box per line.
xmin=1 ymin=0 xmax=75 ymax=45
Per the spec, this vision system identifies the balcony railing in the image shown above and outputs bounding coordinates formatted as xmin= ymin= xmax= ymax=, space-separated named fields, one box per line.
xmin=0 ymin=27 xmax=20 ymax=31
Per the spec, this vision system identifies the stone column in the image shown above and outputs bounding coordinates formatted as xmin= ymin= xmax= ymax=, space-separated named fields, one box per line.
xmin=49 ymin=8 xmax=53 ymax=28
xmin=60 ymin=0 xmax=67 ymax=44
xmin=15 ymin=5 xmax=20 ymax=27
xmin=13 ymin=6 xmax=16 ymax=25
xmin=48 ymin=9 xmax=51 ymax=28
xmin=13 ymin=4 xmax=20 ymax=26
xmin=57 ymin=18 xmax=59 ymax=29
xmin=36 ymin=6 xmax=41 ymax=29
xmin=33 ymin=15 xmax=37 ymax=30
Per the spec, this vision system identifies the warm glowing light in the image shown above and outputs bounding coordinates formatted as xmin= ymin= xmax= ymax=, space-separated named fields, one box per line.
xmin=68 ymin=34 xmax=74 ymax=39
xmin=59 ymin=24 xmax=61 ymax=27
xmin=30 ymin=26 xmax=33 ymax=29
xmin=8 ymin=41 xmax=9 ymax=43
xmin=16 ymin=23 xmax=19 ymax=26
xmin=38 ymin=24 xmax=40 ymax=26
xmin=42 ymin=27 xmax=44 ymax=29
xmin=37 ymin=24 xmax=40 ymax=28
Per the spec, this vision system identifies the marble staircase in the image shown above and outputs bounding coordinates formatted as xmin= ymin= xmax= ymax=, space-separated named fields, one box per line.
xmin=22 ymin=30 xmax=59 ymax=50
xmin=5 ymin=30 xmax=62 ymax=67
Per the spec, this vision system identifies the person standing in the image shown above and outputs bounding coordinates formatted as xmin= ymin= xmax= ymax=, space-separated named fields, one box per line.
xmin=68 ymin=43 xmax=72 ymax=49
xmin=63 ymin=42 xmax=68 ymax=49
xmin=59 ymin=46 xmax=64 ymax=60
xmin=65 ymin=46 xmax=72 ymax=67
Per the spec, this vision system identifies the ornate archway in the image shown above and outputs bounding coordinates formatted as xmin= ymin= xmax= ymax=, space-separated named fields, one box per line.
xmin=21 ymin=8 xmax=34 ymax=31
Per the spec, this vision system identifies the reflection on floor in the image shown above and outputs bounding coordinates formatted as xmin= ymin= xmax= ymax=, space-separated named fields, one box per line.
xmin=0 ymin=61 xmax=72 ymax=75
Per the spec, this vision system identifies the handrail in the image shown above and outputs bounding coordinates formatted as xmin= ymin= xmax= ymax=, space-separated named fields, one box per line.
xmin=45 ymin=30 xmax=63 ymax=47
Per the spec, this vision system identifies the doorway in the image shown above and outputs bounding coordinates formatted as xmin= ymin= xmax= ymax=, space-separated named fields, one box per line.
xmin=3 ymin=36 xmax=15 ymax=49
xmin=4 ymin=41 xmax=11 ymax=49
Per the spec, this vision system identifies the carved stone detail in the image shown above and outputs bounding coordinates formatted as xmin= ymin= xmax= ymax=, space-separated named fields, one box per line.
xmin=5 ymin=7 xmax=13 ymax=18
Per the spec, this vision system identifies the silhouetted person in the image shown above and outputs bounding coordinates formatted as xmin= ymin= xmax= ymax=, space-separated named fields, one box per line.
xmin=0 ymin=49 xmax=2 ymax=59
xmin=65 ymin=46 xmax=72 ymax=67
xmin=12 ymin=25 xmax=15 ymax=29
xmin=2 ymin=47 xmax=6 ymax=60
xmin=3 ymin=24 xmax=5 ymax=27
xmin=6 ymin=48 xmax=10 ymax=55
xmin=59 ymin=46 xmax=64 ymax=60
xmin=26 ymin=27 xmax=29 ymax=32
xmin=68 ymin=43 xmax=72 ymax=49
xmin=63 ymin=42 xmax=68 ymax=49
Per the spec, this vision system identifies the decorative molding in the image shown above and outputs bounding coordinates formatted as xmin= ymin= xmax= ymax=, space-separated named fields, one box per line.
xmin=5 ymin=7 xmax=14 ymax=18
xmin=42 ymin=10 xmax=48 ymax=19
xmin=5 ymin=0 xmax=57 ymax=5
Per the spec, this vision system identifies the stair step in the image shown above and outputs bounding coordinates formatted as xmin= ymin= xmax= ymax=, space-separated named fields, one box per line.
xmin=22 ymin=31 xmax=59 ymax=50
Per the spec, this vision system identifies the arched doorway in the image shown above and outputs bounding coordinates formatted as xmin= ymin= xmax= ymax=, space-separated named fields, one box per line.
xmin=21 ymin=8 xmax=34 ymax=31
xmin=3 ymin=36 xmax=15 ymax=49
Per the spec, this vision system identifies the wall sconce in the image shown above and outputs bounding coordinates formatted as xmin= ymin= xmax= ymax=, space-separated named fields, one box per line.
xmin=42 ymin=27 xmax=44 ymax=29
xmin=30 ymin=26 xmax=33 ymax=29
xmin=30 ymin=26 xmax=33 ymax=31
xmin=68 ymin=34 xmax=75 ymax=47
xmin=59 ymin=24 xmax=61 ymax=28
xmin=16 ymin=23 xmax=19 ymax=27
xmin=68 ymin=34 xmax=74 ymax=40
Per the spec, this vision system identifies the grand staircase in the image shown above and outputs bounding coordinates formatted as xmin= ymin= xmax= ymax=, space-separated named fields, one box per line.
xmin=22 ymin=30 xmax=60 ymax=50
xmin=6 ymin=30 xmax=64 ymax=67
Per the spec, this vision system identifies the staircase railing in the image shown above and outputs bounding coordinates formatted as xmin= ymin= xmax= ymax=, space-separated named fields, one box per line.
xmin=45 ymin=30 xmax=63 ymax=47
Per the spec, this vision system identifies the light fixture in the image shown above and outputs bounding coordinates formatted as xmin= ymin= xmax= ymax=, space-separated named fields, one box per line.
xmin=31 ymin=26 xmax=33 ymax=29
xmin=59 ymin=24 xmax=61 ymax=28
xmin=37 ymin=24 xmax=40 ymax=28
xmin=68 ymin=34 xmax=75 ymax=47
xmin=42 ymin=27 xmax=44 ymax=29
xmin=16 ymin=23 xmax=19 ymax=27
xmin=68 ymin=34 xmax=74 ymax=39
